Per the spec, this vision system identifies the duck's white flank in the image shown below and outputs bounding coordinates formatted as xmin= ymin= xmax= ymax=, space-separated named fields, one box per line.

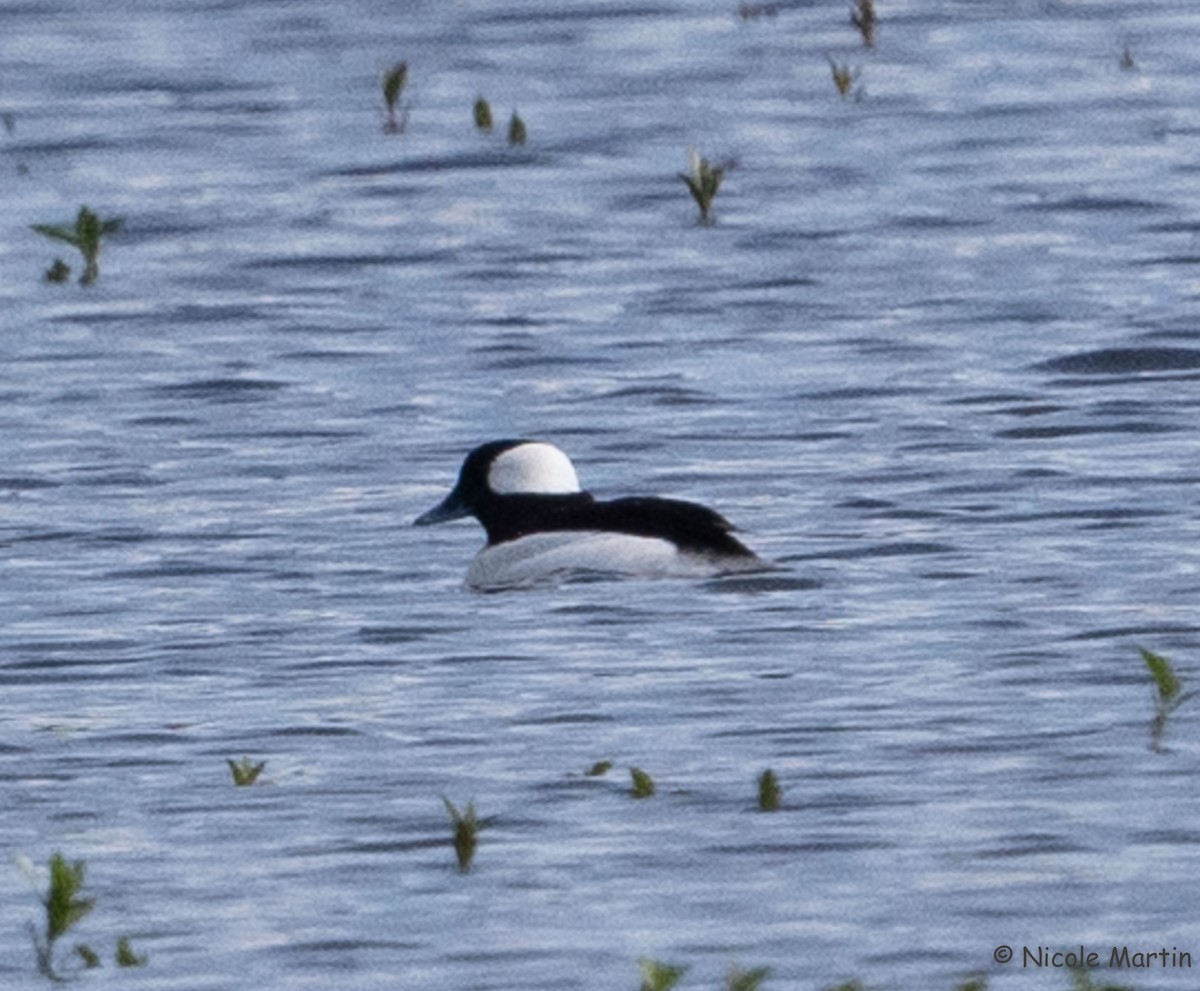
xmin=465 ymin=530 xmax=762 ymax=590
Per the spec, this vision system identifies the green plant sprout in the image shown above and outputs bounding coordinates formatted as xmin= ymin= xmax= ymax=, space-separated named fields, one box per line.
xmin=727 ymin=963 xmax=772 ymax=991
xmin=639 ymin=958 xmax=688 ymax=991
xmin=679 ymin=149 xmax=726 ymax=224
xmin=1120 ymin=45 xmax=1135 ymax=70
xmin=624 ymin=964 xmax=999 ymax=991
xmin=851 ymin=0 xmax=876 ymax=47
xmin=828 ymin=56 xmax=861 ymax=98
xmin=31 ymin=207 xmax=122 ymax=286
xmin=473 ymin=96 xmax=493 ymax=132
xmin=586 ymin=760 xmax=613 ymax=776
xmin=443 ymin=798 xmax=480 ymax=872
xmin=1069 ymin=962 xmax=1132 ymax=991
xmin=630 ymin=767 xmax=656 ymax=798
xmin=21 ymin=853 xmax=147 ymax=979
xmin=44 ymin=259 xmax=71 ymax=284
xmin=757 ymin=769 xmax=782 ymax=811
xmin=1141 ymin=648 xmax=1194 ymax=751
xmin=227 ymin=757 xmax=266 ymax=786
xmin=382 ymin=62 xmax=409 ymax=133
xmin=115 ymin=935 xmax=147 ymax=968
xmin=74 ymin=943 xmax=101 ymax=969
xmin=31 ymin=853 xmax=94 ymax=979
xmin=508 ymin=111 xmax=526 ymax=145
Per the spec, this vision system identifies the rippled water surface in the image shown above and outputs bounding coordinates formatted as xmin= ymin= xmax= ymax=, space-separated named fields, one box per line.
xmin=3 ymin=2 xmax=1200 ymax=989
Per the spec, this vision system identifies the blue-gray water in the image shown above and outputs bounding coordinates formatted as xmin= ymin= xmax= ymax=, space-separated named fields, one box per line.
xmin=3 ymin=2 xmax=1199 ymax=989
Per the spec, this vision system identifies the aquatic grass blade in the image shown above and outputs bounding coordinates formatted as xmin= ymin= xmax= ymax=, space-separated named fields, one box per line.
xmin=383 ymin=62 xmax=408 ymax=112
xmin=851 ymin=0 xmax=876 ymax=47
xmin=45 ymin=854 xmax=93 ymax=943
xmin=727 ymin=963 xmax=772 ymax=991
xmin=1141 ymin=648 xmax=1181 ymax=706
xmin=630 ymin=767 xmax=656 ymax=798
xmin=678 ymin=148 xmax=725 ymax=223
xmin=227 ymin=757 xmax=266 ymax=786
xmin=30 ymin=223 xmax=81 ymax=247
xmin=1140 ymin=647 xmax=1194 ymax=750
xmin=638 ymin=957 xmax=687 ymax=991
xmin=32 ymin=853 xmax=95 ymax=978
xmin=828 ymin=56 xmax=859 ymax=97
xmin=31 ymin=207 xmax=122 ymax=285
xmin=75 ymin=943 xmax=101 ymax=968
xmin=1069 ymin=962 xmax=1134 ymax=991
xmin=115 ymin=935 xmax=147 ymax=967
xmin=443 ymin=797 xmax=479 ymax=872
xmin=757 ymin=769 xmax=781 ymax=811
xmin=508 ymin=111 xmax=526 ymax=145
xmin=473 ymin=97 xmax=493 ymax=131
xmin=44 ymin=259 xmax=71 ymax=283
xmin=382 ymin=62 xmax=409 ymax=132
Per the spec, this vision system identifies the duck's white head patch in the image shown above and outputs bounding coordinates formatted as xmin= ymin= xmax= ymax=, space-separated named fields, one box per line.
xmin=488 ymin=442 xmax=582 ymax=495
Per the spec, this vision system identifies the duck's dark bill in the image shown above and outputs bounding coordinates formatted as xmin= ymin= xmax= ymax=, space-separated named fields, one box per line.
xmin=414 ymin=491 xmax=469 ymax=526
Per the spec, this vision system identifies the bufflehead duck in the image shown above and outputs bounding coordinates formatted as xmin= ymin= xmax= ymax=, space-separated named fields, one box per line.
xmin=414 ymin=439 xmax=769 ymax=589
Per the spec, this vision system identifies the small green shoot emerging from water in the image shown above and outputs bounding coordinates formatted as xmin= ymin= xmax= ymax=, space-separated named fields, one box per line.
xmin=851 ymin=0 xmax=876 ymax=47
xmin=22 ymin=853 xmax=146 ymax=979
xmin=1069 ymin=963 xmax=1133 ymax=991
xmin=31 ymin=207 xmax=122 ymax=286
xmin=382 ymin=62 xmax=409 ymax=133
xmin=757 ymin=769 xmax=782 ymax=811
xmin=44 ymin=259 xmax=71 ymax=284
xmin=508 ymin=111 xmax=527 ymax=146
xmin=31 ymin=853 xmax=94 ymax=979
xmin=1141 ymin=647 xmax=1193 ymax=751
xmin=74 ymin=943 xmax=101 ymax=969
xmin=227 ymin=757 xmax=266 ymax=786
xmin=679 ymin=149 xmax=725 ymax=224
xmin=586 ymin=760 xmax=613 ymax=776
xmin=474 ymin=96 xmax=494 ymax=131
xmin=44 ymin=856 xmax=93 ymax=950
xmin=828 ymin=56 xmax=861 ymax=98
xmin=1120 ymin=45 xmax=1136 ymax=70
xmin=115 ymin=935 xmax=147 ymax=968
xmin=727 ymin=963 xmax=772 ymax=991
xmin=639 ymin=958 xmax=688 ymax=991
xmin=443 ymin=798 xmax=479 ymax=872
xmin=630 ymin=767 xmax=656 ymax=798
xmin=955 ymin=979 xmax=987 ymax=991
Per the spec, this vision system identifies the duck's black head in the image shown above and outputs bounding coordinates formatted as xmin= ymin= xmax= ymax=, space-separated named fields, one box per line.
xmin=413 ymin=439 xmax=583 ymax=526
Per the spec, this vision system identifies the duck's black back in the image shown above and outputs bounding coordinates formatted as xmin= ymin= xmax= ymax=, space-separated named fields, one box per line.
xmin=476 ymin=492 xmax=757 ymax=559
